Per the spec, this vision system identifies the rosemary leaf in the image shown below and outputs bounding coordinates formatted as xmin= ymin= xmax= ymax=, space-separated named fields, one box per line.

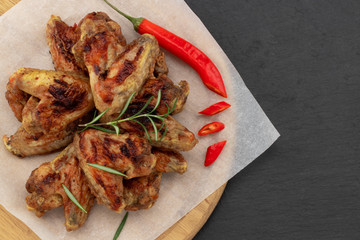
xmin=77 ymin=126 xmax=89 ymax=134
xmin=87 ymin=108 xmax=110 ymax=125
xmin=78 ymin=90 xmax=177 ymax=142
xmin=169 ymin=98 xmax=178 ymax=114
xmin=149 ymin=89 xmax=162 ymax=114
xmin=159 ymin=122 xmax=167 ymax=141
xmin=115 ymin=92 xmax=137 ymax=121
xmin=112 ymin=124 xmax=120 ymax=136
xmin=87 ymin=163 xmax=128 ymax=178
xmin=132 ymin=119 xmax=151 ymax=143
xmin=147 ymin=116 xmax=158 ymax=141
xmin=91 ymin=125 xmax=116 ymax=134
xmin=132 ymin=96 xmax=154 ymax=118
xmin=62 ymin=184 xmax=87 ymax=213
xmin=158 ymin=118 xmax=166 ymax=131
xmin=113 ymin=212 xmax=129 ymax=240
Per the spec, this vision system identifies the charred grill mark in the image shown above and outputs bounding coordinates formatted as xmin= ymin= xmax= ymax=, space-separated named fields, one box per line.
xmin=120 ymin=144 xmax=130 ymax=158
xmin=99 ymin=70 xmax=108 ymax=80
xmin=115 ymin=60 xmax=135 ymax=84
xmin=51 ymin=21 xmax=79 ymax=67
xmin=115 ymin=46 xmax=144 ymax=84
xmin=95 ymin=175 xmax=106 ymax=188
xmin=83 ymin=44 xmax=91 ymax=52
xmin=93 ymin=64 xmax=100 ymax=75
xmin=48 ymin=84 xmax=86 ymax=111
xmin=102 ymin=142 xmax=118 ymax=162
xmin=115 ymin=197 xmax=121 ymax=204
xmin=42 ymin=173 xmax=60 ymax=185
xmin=125 ymin=138 xmax=137 ymax=156
xmin=54 ymin=79 xmax=69 ymax=87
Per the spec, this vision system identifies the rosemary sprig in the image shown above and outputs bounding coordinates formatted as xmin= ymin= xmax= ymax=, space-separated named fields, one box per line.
xmin=62 ymin=184 xmax=87 ymax=213
xmin=87 ymin=163 xmax=128 ymax=178
xmin=79 ymin=90 xmax=177 ymax=142
xmin=113 ymin=212 xmax=129 ymax=240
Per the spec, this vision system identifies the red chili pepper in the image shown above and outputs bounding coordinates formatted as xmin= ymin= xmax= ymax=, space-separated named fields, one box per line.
xmin=198 ymin=122 xmax=225 ymax=136
xmin=199 ymin=101 xmax=231 ymax=115
xmin=104 ymin=0 xmax=227 ymax=98
xmin=204 ymin=140 xmax=227 ymax=167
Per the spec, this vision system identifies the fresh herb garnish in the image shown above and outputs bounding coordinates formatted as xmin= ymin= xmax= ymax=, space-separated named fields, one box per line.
xmin=62 ymin=184 xmax=87 ymax=213
xmin=87 ymin=163 xmax=128 ymax=178
xmin=113 ymin=212 xmax=129 ymax=240
xmin=79 ymin=90 xmax=177 ymax=142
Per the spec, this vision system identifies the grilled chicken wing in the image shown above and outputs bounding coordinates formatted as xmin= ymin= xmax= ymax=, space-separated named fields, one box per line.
xmin=3 ymin=68 xmax=94 ymax=157
xmin=74 ymin=129 xmax=157 ymax=212
xmin=26 ymin=144 xmax=95 ymax=231
xmin=84 ymin=33 xmax=160 ymax=121
xmin=46 ymin=15 xmax=86 ymax=74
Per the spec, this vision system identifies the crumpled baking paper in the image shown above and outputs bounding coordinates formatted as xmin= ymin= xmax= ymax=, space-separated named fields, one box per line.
xmin=0 ymin=0 xmax=280 ymax=239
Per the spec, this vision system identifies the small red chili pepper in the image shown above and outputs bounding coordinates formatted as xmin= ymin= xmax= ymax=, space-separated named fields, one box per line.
xmin=199 ymin=101 xmax=231 ymax=115
xmin=198 ymin=122 xmax=225 ymax=136
xmin=104 ymin=0 xmax=227 ymax=98
xmin=204 ymin=140 xmax=227 ymax=167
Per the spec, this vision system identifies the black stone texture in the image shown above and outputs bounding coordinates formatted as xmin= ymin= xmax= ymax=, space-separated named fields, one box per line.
xmin=184 ymin=0 xmax=360 ymax=239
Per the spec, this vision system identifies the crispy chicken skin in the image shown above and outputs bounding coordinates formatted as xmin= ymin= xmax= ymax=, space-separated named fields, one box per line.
xmin=26 ymin=144 xmax=95 ymax=231
xmin=3 ymin=68 xmax=94 ymax=157
xmin=46 ymin=15 xmax=86 ymax=74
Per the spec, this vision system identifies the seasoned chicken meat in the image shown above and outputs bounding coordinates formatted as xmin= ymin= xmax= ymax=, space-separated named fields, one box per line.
xmin=46 ymin=15 xmax=86 ymax=74
xmin=3 ymin=68 xmax=94 ymax=157
xmin=74 ymin=129 xmax=157 ymax=212
xmin=26 ymin=144 xmax=95 ymax=231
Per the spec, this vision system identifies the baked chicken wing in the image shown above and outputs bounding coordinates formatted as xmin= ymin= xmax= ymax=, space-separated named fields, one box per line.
xmin=3 ymin=68 xmax=94 ymax=157
xmin=26 ymin=144 xmax=95 ymax=231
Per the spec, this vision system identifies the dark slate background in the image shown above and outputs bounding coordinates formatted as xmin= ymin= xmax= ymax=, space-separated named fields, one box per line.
xmin=184 ymin=1 xmax=360 ymax=239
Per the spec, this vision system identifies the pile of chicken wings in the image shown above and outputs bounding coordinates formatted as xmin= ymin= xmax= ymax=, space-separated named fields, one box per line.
xmin=3 ymin=12 xmax=197 ymax=231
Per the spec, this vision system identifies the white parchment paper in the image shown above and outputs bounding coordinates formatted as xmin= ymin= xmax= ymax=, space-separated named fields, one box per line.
xmin=0 ymin=0 xmax=280 ymax=239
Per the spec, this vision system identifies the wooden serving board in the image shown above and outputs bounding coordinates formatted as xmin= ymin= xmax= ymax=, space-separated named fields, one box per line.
xmin=0 ymin=1 xmax=226 ymax=239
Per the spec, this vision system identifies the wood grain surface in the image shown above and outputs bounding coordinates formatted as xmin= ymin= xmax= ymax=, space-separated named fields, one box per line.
xmin=0 ymin=1 xmax=226 ymax=239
